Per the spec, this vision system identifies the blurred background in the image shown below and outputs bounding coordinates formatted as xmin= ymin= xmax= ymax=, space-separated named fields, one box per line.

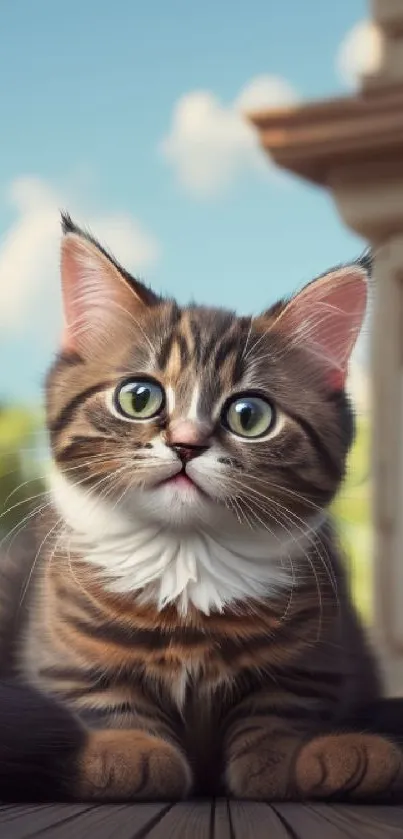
xmin=0 ymin=0 xmax=373 ymax=618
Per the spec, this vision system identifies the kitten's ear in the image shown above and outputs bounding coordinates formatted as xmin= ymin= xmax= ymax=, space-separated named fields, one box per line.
xmin=271 ymin=266 xmax=368 ymax=390
xmin=60 ymin=215 xmax=159 ymax=355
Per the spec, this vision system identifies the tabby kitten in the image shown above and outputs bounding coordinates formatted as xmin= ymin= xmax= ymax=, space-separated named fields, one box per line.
xmin=10 ymin=216 xmax=403 ymax=801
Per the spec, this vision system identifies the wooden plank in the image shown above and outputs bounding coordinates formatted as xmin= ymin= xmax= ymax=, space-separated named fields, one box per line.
xmin=144 ymin=802 xmax=213 ymax=839
xmin=274 ymin=804 xmax=349 ymax=838
xmin=229 ymin=802 xmax=291 ymax=838
xmin=0 ymin=803 xmax=171 ymax=839
xmin=0 ymin=805 xmax=94 ymax=838
xmin=1 ymin=802 xmax=403 ymax=838
xmin=274 ymin=804 xmax=403 ymax=838
xmin=310 ymin=805 xmax=403 ymax=836
xmin=213 ymin=800 xmax=232 ymax=839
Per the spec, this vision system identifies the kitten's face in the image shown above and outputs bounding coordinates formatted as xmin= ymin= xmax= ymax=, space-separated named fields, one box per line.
xmin=46 ymin=218 xmax=366 ymax=535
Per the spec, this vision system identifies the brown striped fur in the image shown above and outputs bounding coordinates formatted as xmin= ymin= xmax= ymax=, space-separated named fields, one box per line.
xmin=3 ymin=216 xmax=403 ymax=802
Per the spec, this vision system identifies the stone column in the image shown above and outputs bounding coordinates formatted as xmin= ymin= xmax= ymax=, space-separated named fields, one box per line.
xmin=248 ymin=0 xmax=403 ymax=695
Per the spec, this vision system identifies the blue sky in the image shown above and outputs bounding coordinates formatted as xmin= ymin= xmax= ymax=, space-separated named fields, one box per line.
xmin=0 ymin=0 xmax=370 ymax=405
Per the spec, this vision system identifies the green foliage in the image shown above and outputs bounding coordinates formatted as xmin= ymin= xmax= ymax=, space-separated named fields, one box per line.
xmin=331 ymin=414 xmax=373 ymax=622
xmin=0 ymin=404 xmax=45 ymax=538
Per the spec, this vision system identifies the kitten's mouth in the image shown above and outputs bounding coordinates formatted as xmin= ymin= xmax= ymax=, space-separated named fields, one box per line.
xmin=157 ymin=467 xmax=207 ymax=495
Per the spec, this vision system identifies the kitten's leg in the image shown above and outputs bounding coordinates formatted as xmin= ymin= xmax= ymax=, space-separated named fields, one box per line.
xmin=294 ymin=732 xmax=403 ymax=801
xmin=224 ymin=692 xmax=403 ymax=801
xmin=67 ymin=689 xmax=192 ymax=802
xmin=77 ymin=728 xmax=192 ymax=801
xmin=224 ymin=705 xmax=308 ymax=800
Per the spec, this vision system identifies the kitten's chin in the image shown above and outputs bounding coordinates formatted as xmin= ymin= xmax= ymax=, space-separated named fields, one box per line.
xmin=135 ymin=478 xmax=219 ymax=528
xmin=49 ymin=465 xmax=229 ymax=536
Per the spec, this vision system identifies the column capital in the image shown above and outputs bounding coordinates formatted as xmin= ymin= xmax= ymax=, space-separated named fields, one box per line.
xmin=249 ymin=87 xmax=403 ymax=243
xmin=248 ymin=0 xmax=403 ymax=244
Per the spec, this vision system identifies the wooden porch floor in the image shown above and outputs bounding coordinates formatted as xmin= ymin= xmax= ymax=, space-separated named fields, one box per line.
xmin=2 ymin=801 xmax=403 ymax=838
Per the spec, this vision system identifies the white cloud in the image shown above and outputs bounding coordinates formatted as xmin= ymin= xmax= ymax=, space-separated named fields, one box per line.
xmin=337 ymin=20 xmax=384 ymax=88
xmin=0 ymin=176 xmax=160 ymax=337
xmin=234 ymin=76 xmax=298 ymax=112
xmin=0 ymin=179 xmax=59 ymax=329
xmin=160 ymin=75 xmax=298 ymax=197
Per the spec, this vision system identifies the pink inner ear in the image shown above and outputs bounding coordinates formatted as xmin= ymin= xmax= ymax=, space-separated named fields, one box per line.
xmin=60 ymin=235 xmax=94 ymax=352
xmin=276 ymin=268 xmax=367 ymax=390
xmin=59 ymin=232 xmax=139 ymax=356
xmin=327 ymin=368 xmax=345 ymax=392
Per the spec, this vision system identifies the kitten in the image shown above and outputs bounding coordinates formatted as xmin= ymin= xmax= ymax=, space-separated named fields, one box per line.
xmin=4 ymin=215 xmax=403 ymax=802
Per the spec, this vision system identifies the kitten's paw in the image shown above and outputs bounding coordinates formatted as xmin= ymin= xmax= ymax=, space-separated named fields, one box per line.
xmin=295 ymin=732 xmax=403 ymax=800
xmin=225 ymin=735 xmax=298 ymax=800
xmin=77 ymin=730 xmax=192 ymax=801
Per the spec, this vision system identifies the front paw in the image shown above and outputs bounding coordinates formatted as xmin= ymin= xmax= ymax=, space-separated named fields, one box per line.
xmin=295 ymin=733 xmax=403 ymax=800
xmin=225 ymin=734 xmax=299 ymax=800
xmin=77 ymin=730 xmax=192 ymax=801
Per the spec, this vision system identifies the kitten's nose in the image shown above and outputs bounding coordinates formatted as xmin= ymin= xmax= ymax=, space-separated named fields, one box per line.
xmin=168 ymin=420 xmax=210 ymax=462
xmin=172 ymin=443 xmax=207 ymax=463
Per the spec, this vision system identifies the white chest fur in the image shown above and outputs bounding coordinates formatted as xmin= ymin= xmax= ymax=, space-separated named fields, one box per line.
xmin=50 ymin=469 xmax=322 ymax=616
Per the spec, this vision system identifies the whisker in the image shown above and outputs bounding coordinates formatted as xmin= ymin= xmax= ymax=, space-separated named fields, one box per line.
xmin=18 ymin=517 xmax=62 ymax=610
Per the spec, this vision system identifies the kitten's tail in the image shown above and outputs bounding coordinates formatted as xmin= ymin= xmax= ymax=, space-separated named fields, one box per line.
xmin=0 ymin=680 xmax=85 ymax=802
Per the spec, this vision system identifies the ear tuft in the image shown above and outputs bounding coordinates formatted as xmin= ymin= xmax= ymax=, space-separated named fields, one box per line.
xmin=60 ymin=211 xmax=79 ymax=236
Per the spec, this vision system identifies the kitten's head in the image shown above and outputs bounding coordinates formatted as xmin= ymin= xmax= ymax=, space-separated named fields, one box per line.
xmin=46 ymin=215 xmax=367 ymax=535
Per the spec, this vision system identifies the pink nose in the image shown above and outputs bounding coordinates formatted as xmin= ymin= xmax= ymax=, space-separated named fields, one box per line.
xmin=169 ymin=420 xmax=209 ymax=447
xmin=168 ymin=420 xmax=210 ymax=461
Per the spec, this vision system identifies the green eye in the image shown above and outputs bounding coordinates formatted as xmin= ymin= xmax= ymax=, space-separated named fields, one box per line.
xmin=114 ymin=379 xmax=165 ymax=420
xmin=224 ymin=395 xmax=275 ymax=439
